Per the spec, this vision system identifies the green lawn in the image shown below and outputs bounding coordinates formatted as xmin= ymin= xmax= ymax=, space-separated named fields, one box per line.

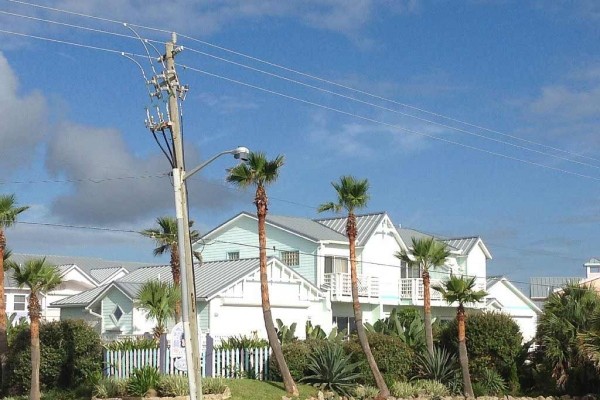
xmin=224 ymin=379 xmax=319 ymax=400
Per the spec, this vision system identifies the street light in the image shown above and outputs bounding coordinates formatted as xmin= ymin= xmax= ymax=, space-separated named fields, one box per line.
xmin=174 ymin=146 xmax=249 ymax=400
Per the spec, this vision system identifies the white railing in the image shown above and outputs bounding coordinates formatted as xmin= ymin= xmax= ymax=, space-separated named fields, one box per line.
xmin=399 ymin=278 xmax=444 ymax=302
xmin=324 ymin=272 xmax=379 ymax=299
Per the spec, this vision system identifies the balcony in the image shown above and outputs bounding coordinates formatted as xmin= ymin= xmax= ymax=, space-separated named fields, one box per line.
xmin=324 ymin=272 xmax=379 ymax=302
xmin=397 ymin=278 xmax=486 ymax=308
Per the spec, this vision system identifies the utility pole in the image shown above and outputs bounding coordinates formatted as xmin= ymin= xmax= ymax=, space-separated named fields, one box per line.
xmin=164 ymin=33 xmax=203 ymax=400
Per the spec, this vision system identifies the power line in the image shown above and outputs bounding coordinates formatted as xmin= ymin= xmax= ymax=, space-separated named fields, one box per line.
xmin=181 ymin=65 xmax=600 ymax=183
xmin=0 ymin=172 xmax=170 ymax=185
xmin=6 ymin=0 xmax=597 ymax=166
xmin=182 ymin=46 xmax=600 ymax=172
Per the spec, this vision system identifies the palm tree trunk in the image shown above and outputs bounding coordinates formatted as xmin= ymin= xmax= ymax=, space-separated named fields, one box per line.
xmin=29 ymin=294 xmax=41 ymax=400
xmin=422 ymin=268 xmax=434 ymax=356
xmin=0 ymin=230 xmax=8 ymax=387
xmin=347 ymin=213 xmax=389 ymax=398
xmin=457 ymin=305 xmax=474 ymax=397
xmin=170 ymin=243 xmax=181 ymax=322
xmin=255 ymin=186 xmax=298 ymax=397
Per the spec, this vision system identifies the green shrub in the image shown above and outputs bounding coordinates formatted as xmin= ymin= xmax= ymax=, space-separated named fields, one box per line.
xmin=390 ymin=381 xmax=415 ymax=398
xmin=270 ymin=339 xmax=327 ymax=381
xmin=6 ymin=319 xmax=102 ymax=395
xmin=413 ymin=379 xmax=449 ymax=397
xmin=202 ymin=378 xmax=227 ymax=395
xmin=103 ymin=337 xmax=157 ymax=351
xmin=127 ymin=366 xmax=160 ymax=397
xmin=413 ymin=346 xmax=458 ymax=383
xmin=158 ymin=375 xmax=189 ymax=397
xmin=439 ymin=311 xmax=522 ymax=390
xmin=93 ymin=377 xmax=128 ymax=398
xmin=344 ymin=333 xmax=414 ymax=386
xmin=352 ymin=384 xmax=379 ymax=400
xmin=474 ymin=367 xmax=507 ymax=395
xmin=300 ymin=342 xmax=362 ymax=398
xmin=215 ymin=333 xmax=268 ymax=350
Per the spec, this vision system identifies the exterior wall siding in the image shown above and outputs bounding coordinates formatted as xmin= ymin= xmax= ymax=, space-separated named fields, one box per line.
xmin=60 ymin=307 xmax=102 ymax=333
xmin=200 ymin=217 xmax=319 ymax=283
xmin=102 ymin=288 xmax=134 ymax=334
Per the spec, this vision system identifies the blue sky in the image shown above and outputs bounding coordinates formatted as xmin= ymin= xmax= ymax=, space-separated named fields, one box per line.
xmin=0 ymin=0 xmax=598 ymax=288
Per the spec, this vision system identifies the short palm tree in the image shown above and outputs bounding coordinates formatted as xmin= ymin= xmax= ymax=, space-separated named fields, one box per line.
xmin=433 ymin=275 xmax=487 ymax=398
xmin=140 ymin=216 xmax=199 ymax=321
xmin=8 ymin=257 xmax=62 ymax=400
xmin=318 ymin=175 xmax=389 ymax=398
xmin=0 ymin=194 xmax=28 ymax=385
xmin=395 ymin=236 xmax=450 ymax=355
xmin=136 ymin=280 xmax=180 ymax=339
xmin=226 ymin=151 xmax=298 ymax=396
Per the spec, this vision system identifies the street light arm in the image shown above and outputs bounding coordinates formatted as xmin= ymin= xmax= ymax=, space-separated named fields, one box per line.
xmin=183 ymin=146 xmax=249 ymax=181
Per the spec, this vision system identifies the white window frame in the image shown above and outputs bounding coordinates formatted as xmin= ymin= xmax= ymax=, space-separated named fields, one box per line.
xmin=227 ymin=251 xmax=240 ymax=261
xmin=324 ymin=256 xmax=349 ymax=274
xmin=13 ymin=295 xmax=26 ymax=311
xmin=111 ymin=305 xmax=124 ymax=324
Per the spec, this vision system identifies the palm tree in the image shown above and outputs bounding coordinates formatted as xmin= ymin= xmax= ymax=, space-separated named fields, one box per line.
xmin=0 ymin=194 xmax=28 ymax=386
xmin=8 ymin=257 xmax=61 ymax=400
xmin=140 ymin=216 xmax=199 ymax=321
xmin=395 ymin=236 xmax=450 ymax=356
xmin=226 ymin=151 xmax=298 ymax=396
xmin=433 ymin=275 xmax=487 ymax=398
xmin=318 ymin=175 xmax=390 ymax=398
xmin=136 ymin=280 xmax=180 ymax=340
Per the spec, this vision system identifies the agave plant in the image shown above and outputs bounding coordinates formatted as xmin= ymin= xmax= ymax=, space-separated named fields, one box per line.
xmin=414 ymin=346 xmax=458 ymax=383
xmin=127 ymin=366 xmax=160 ymax=397
xmin=474 ymin=368 xmax=507 ymax=395
xmin=300 ymin=342 xmax=362 ymax=397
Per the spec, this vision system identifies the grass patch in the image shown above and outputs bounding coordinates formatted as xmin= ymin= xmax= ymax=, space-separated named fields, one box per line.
xmin=223 ymin=379 xmax=319 ymax=400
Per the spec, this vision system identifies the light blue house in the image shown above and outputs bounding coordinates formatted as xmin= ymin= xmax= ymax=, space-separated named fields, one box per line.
xmin=197 ymin=211 xmax=491 ymax=332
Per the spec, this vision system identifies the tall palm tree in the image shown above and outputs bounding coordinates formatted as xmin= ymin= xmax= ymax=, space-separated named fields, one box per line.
xmin=395 ymin=236 xmax=450 ymax=356
xmin=140 ymin=216 xmax=199 ymax=321
xmin=318 ymin=175 xmax=390 ymax=398
xmin=226 ymin=151 xmax=298 ymax=396
xmin=136 ymin=280 xmax=180 ymax=340
xmin=8 ymin=257 xmax=61 ymax=400
xmin=433 ymin=275 xmax=487 ymax=398
xmin=0 ymin=194 xmax=28 ymax=386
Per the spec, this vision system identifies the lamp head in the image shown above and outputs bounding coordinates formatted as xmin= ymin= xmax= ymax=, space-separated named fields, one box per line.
xmin=233 ymin=146 xmax=250 ymax=162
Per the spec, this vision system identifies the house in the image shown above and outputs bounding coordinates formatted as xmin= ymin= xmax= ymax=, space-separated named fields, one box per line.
xmin=197 ymin=211 xmax=491 ymax=332
xmin=52 ymin=257 xmax=330 ymax=340
xmin=529 ymin=276 xmax=582 ymax=309
xmin=485 ymin=276 xmax=542 ymax=342
xmin=4 ymin=253 xmax=150 ymax=323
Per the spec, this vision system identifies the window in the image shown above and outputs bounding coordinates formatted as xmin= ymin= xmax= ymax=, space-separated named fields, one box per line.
xmin=112 ymin=306 xmax=124 ymax=322
xmin=324 ymin=256 xmax=349 ymax=274
xmin=590 ymin=266 xmax=600 ymax=274
xmin=13 ymin=295 xmax=26 ymax=311
xmin=400 ymin=261 xmax=421 ymax=279
xmin=332 ymin=316 xmax=356 ymax=334
xmin=227 ymin=251 xmax=240 ymax=261
xmin=281 ymin=250 xmax=300 ymax=266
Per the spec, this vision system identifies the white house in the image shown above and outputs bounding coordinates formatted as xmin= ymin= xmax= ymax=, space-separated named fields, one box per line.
xmin=197 ymin=211 xmax=491 ymax=332
xmin=4 ymin=253 xmax=150 ymax=323
xmin=53 ymin=257 xmax=331 ymax=340
xmin=485 ymin=276 xmax=542 ymax=342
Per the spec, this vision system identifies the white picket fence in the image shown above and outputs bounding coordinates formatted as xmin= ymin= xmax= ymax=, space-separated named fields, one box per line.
xmin=104 ymin=346 xmax=270 ymax=380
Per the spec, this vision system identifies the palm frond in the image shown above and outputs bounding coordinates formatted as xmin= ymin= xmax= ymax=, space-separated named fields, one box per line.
xmin=0 ymin=194 xmax=29 ymax=229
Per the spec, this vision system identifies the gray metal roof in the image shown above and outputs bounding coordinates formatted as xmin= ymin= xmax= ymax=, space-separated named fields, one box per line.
xmin=51 ymin=284 xmax=109 ymax=306
xmin=89 ymin=267 xmax=124 ymax=283
xmin=266 ymin=214 xmax=346 ymax=242
xmin=585 ymin=257 xmax=600 ymax=265
xmin=315 ymin=212 xmax=386 ymax=247
xmin=397 ymin=228 xmax=460 ymax=252
xmin=443 ymin=237 xmax=479 ymax=254
xmin=5 ymin=253 xmax=152 ymax=287
xmin=529 ymin=276 xmax=582 ymax=299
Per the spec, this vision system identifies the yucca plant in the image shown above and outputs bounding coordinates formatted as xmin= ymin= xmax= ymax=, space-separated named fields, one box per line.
xmin=475 ymin=368 xmax=507 ymax=395
xmin=127 ymin=366 xmax=160 ymax=396
xmin=300 ymin=342 xmax=362 ymax=397
xmin=158 ymin=375 xmax=189 ymax=397
xmin=414 ymin=346 xmax=458 ymax=383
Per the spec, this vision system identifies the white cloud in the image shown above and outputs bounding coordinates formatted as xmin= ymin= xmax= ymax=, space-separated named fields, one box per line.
xmin=0 ymin=52 xmax=48 ymax=171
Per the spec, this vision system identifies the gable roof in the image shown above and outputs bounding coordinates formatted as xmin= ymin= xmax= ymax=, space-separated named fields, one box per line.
xmin=5 ymin=253 xmax=152 ymax=287
xmin=397 ymin=228 xmax=491 ymax=259
xmin=397 ymin=228 xmax=460 ymax=252
xmin=53 ymin=257 xmax=313 ymax=307
xmin=267 ymin=214 xmax=347 ymax=242
xmin=487 ymin=276 xmax=542 ymax=314
xmin=315 ymin=212 xmax=387 ymax=247
xmin=529 ymin=276 xmax=582 ymax=299
xmin=89 ymin=267 xmax=127 ymax=284
xmin=585 ymin=257 xmax=600 ymax=266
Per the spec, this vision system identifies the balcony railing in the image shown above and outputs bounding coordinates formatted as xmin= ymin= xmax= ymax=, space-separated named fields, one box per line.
xmin=324 ymin=272 xmax=379 ymax=299
xmin=398 ymin=278 xmax=486 ymax=306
